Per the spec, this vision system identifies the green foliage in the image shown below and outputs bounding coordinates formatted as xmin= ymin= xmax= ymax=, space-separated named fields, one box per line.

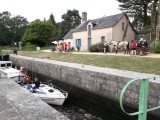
xmin=117 ymin=0 xmax=155 ymax=30
xmin=52 ymin=22 xmax=63 ymax=40
xmin=61 ymin=9 xmax=81 ymax=37
xmin=0 ymin=11 xmax=28 ymax=46
xmin=23 ymin=20 xmax=56 ymax=47
xmin=89 ymin=42 xmax=107 ymax=52
xmin=49 ymin=13 xmax=56 ymax=26
xmin=41 ymin=46 xmax=50 ymax=50
xmin=0 ymin=47 xmax=2 ymax=54
xmin=22 ymin=42 xmax=36 ymax=51
xmin=69 ymin=47 xmax=75 ymax=52
xmin=76 ymin=46 xmax=80 ymax=52
xmin=151 ymin=43 xmax=160 ymax=53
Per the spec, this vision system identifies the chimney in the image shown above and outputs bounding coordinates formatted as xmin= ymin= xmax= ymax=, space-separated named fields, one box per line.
xmin=82 ymin=12 xmax=87 ymax=22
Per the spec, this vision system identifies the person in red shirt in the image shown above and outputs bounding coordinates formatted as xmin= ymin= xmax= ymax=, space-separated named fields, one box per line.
xmin=131 ymin=40 xmax=137 ymax=56
xmin=63 ymin=42 xmax=68 ymax=53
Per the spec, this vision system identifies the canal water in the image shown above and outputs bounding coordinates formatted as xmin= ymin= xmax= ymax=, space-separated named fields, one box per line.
xmin=47 ymin=81 xmax=103 ymax=120
xmin=51 ymin=102 xmax=103 ymax=120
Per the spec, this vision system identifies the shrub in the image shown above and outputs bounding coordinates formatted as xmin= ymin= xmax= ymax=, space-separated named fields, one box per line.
xmin=22 ymin=42 xmax=36 ymax=51
xmin=151 ymin=43 xmax=160 ymax=53
xmin=76 ymin=46 xmax=80 ymax=52
xmin=68 ymin=47 xmax=75 ymax=52
xmin=89 ymin=42 xmax=108 ymax=52
xmin=0 ymin=47 xmax=2 ymax=54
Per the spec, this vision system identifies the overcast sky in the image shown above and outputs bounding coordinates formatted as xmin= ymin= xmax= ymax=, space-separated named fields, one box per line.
xmin=0 ymin=0 xmax=121 ymax=22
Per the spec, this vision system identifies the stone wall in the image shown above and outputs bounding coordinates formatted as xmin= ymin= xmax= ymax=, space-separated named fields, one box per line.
xmin=10 ymin=54 xmax=160 ymax=119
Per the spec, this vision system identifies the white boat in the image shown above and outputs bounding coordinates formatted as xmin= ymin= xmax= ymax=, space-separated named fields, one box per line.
xmin=23 ymin=83 xmax=68 ymax=105
xmin=0 ymin=61 xmax=25 ymax=83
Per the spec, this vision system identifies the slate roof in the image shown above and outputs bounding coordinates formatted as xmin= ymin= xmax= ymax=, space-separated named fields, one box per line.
xmin=74 ymin=12 xmax=126 ymax=32
xmin=63 ymin=29 xmax=75 ymax=39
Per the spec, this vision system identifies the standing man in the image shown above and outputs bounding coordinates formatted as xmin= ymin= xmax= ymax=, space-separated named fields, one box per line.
xmin=104 ymin=41 xmax=108 ymax=54
xmin=139 ymin=36 xmax=144 ymax=43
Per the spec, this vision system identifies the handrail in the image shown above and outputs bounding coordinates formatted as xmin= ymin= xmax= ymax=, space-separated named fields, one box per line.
xmin=120 ymin=76 xmax=160 ymax=120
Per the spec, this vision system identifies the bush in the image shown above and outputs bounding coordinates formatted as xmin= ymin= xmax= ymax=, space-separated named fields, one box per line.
xmin=151 ymin=43 xmax=160 ymax=53
xmin=68 ymin=47 xmax=75 ymax=52
xmin=22 ymin=42 xmax=36 ymax=51
xmin=89 ymin=42 xmax=108 ymax=52
xmin=76 ymin=46 xmax=80 ymax=52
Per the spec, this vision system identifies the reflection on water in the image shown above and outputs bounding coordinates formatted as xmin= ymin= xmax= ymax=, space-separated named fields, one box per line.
xmin=51 ymin=102 xmax=103 ymax=120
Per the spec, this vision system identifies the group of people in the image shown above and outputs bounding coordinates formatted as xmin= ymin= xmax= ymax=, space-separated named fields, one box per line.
xmin=131 ymin=36 xmax=148 ymax=56
xmin=20 ymin=67 xmax=41 ymax=90
xmin=51 ymin=42 xmax=68 ymax=53
xmin=103 ymin=36 xmax=148 ymax=56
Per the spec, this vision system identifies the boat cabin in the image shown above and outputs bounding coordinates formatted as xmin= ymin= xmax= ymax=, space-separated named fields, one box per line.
xmin=0 ymin=61 xmax=12 ymax=68
xmin=0 ymin=61 xmax=25 ymax=83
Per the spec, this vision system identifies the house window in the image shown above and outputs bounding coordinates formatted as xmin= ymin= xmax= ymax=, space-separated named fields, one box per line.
xmin=122 ymin=22 xmax=125 ymax=31
xmin=75 ymin=39 xmax=82 ymax=47
xmin=101 ymin=36 xmax=105 ymax=43
xmin=88 ymin=25 xmax=91 ymax=37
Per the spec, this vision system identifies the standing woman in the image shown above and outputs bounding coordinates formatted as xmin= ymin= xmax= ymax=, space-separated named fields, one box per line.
xmin=131 ymin=40 xmax=137 ymax=56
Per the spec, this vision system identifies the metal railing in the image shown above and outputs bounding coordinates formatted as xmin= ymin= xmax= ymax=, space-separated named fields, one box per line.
xmin=120 ymin=77 xmax=160 ymax=120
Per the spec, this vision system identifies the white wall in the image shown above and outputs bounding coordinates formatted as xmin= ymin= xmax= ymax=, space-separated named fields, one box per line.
xmin=113 ymin=15 xmax=135 ymax=43
xmin=73 ymin=31 xmax=87 ymax=51
xmin=73 ymin=27 xmax=112 ymax=51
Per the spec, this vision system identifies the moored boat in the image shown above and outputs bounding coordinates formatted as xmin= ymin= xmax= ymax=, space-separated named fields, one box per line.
xmin=0 ymin=61 xmax=26 ymax=83
xmin=23 ymin=83 xmax=68 ymax=105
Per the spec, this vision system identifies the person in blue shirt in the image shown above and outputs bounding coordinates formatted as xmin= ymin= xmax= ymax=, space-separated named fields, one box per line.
xmin=32 ymin=78 xmax=40 ymax=90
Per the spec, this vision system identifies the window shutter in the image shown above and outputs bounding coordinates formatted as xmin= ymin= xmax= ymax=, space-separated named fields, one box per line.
xmin=79 ymin=39 xmax=82 ymax=47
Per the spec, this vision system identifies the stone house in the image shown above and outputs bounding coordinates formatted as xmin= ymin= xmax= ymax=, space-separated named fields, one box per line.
xmin=63 ymin=12 xmax=136 ymax=51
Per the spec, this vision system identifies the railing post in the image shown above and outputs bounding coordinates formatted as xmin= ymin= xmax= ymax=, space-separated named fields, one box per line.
xmin=120 ymin=77 xmax=160 ymax=120
xmin=138 ymin=78 xmax=149 ymax=120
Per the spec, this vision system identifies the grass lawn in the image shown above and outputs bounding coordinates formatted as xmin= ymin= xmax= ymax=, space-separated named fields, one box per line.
xmin=18 ymin=51 xmax=160 ymax=75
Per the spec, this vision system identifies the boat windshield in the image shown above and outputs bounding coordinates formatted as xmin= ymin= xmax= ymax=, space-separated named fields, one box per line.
xmin=37 ymin=91 xmax=46 ymax=94
xmin=48 ymin=89 xmax=54 ymax=93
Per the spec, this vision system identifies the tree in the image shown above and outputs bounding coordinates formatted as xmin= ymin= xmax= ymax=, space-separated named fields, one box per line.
xmin=0 ymin=11 xmax=12 ymax=45
xmin=23 ymin=20 xmax=56 ymax=46
xmin=151 ymin=0 xmax=158 ymax=34
xmin=9 ymin=15 xmax=28 ymax=45
xmin=49 ymin=13 xmax=56 ymax=26
xmin=117 ymin=0 xmax=153 ymax=30
xmin=49 ymin=13 xmax=58 ymax=41
xmin=0 ymin=11 xmax=28 ymax=46
xmin=61 ymin=9 xmax=81 ymax=37
xmin=52 ymin=22 xmax=62 ymax=40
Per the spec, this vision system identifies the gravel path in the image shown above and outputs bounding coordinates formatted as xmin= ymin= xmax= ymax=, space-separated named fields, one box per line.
xmin=42 ymin=50 xmax=160 ymax=58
